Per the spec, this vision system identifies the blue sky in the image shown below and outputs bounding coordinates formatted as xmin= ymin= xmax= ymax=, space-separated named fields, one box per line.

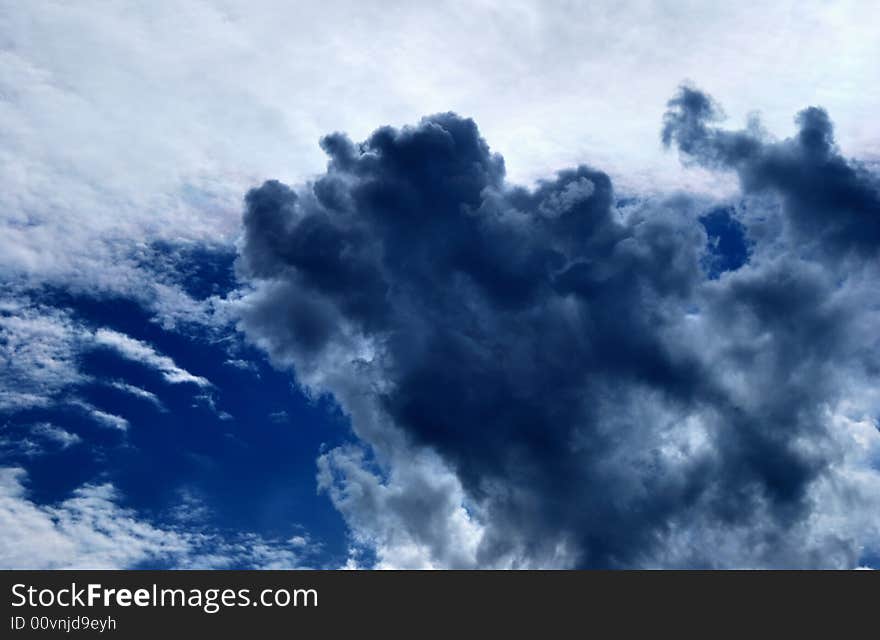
xmin=1 ymin=251 xmax=354 ymax=567
xmin=1 ymin=1 xmax=879 ymax=569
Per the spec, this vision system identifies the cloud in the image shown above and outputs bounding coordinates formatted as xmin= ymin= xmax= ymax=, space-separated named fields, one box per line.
xmin=0 ymin=298 xmax=87 ymax=412
xmin=662 ymin=85 xmax=880 ymax=258
xmin=317 ymin=444 xmax=485 ymax=569
xmin=93 ymin=328 xmax=212 ymax=387
xmin=0 ymin=422 xmax=80 ymax=458
xmin=0 ymin=298 xmax=211 ymax=433
xmin=191 ymin=392 xmax=233 ymax=421
xmin=0 ymin=467 xmax=321 ymax=569
xmin=0 ymin=435 xmax=43 ymax=458
xmin=29 ymin=422 xmax=81 ymax=449
xmin=0 ymin=467 xmax=188 ymax=569
xmin=178 ymin=533 xmax=315 ymax=570
xmin=224 ymin=358 xmax=260 ymax=374
xmin=108 ymin=381 xmax=166 ymax=411
xmin=68 ymin=399 xmax=129 ymax=432
xmin=234 ymin=92 xmax=880 ymax=568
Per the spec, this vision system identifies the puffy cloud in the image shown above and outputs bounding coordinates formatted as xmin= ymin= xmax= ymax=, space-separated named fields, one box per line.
xmin=235 ymin=91 xmax=880 ymax=567
xmin=0 ymin=422 xmax=80 ymax=458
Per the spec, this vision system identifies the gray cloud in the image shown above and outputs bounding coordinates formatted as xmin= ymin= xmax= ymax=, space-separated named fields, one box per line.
xmin=662 ymin=85 xmax=880 ymax=258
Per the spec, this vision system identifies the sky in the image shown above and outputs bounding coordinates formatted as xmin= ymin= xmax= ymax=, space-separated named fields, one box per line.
xmin=1 ymin=0 xmax=879 ymax=568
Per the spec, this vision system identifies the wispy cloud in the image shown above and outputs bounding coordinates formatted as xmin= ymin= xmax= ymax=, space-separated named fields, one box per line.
xmin=191 ymin=392 xmax=232 ymax=421
xmin=107 ymin=381 xmax=166 ymax=411
xmin=93 ymin=328 xmax=211 ymax=388
xmin=0 ymin=299 xmax=87 ymax=412
xmin=30 ymin=422 xmax=81 ymax=448
xmin=0 ymin=422 xmax=81 ymax=458
xmin=69 ymin=399 xmax=129 ymax=432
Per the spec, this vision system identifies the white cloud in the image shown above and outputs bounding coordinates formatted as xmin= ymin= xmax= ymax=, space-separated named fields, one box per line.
xmin=179 ymin=533 xmax=314 ymax=570
xmin=30 ymin=422 xmax=82 ymax=449
xmin=0 ymin=298 xmax=211 ymax=430
xmin=108 ymin=381 xmax=166 ymax=411
xmin=0 ymin=435 xmax=43 ymax=458
xmin=0 ymin=467 xmax=188 ymax=569
xmin=68 ymin=399 xmax=129 ymax=432
xmin=0 ymin=299 xmax=87 ymax=411
xmin=192 ymin=392 xmax=233 ymax=421
xmin=318 ymin=444 xmax=487 ymax=569
xmin=93 ymin=328 xmax=212 ymax=387
xmin=224 ymin=358 xmax=260 ymax=375
xmin=0 ymin=467 xmax=320 ymax=569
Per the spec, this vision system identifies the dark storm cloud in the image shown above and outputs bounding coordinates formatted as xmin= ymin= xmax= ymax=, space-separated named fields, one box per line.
xmin=235 ymin=90 xmax=880 ymax=567
xmin=663 ymin=85 xmax=880 ymax=257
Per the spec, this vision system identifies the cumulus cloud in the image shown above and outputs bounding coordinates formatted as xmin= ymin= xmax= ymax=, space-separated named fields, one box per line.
xmin=234 ymin=89 xmax=880 ymax=568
